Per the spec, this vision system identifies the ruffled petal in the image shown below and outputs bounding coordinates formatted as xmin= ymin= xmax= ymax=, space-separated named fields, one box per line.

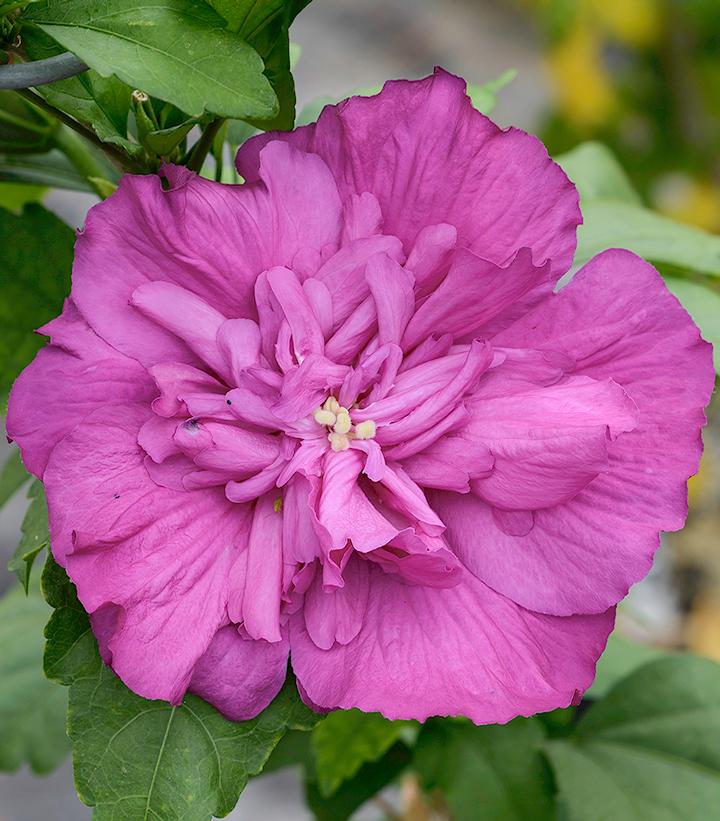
xmin=7 ymin=300 xmax=155 ymax=478
xmin=43 ymin=403 xmax=252 ymax=704
xmin=436 ymin=250 xmax=714 ymax=616
xmin=237 ymin=68 xmax=580 ymax=278
xmin=72 ymin=144 xmax=343 ymax=367
xmin=303 ymin=556 xmax=369 ymax=649
xmin=402 ymin=248 xmax=550 ymax=349
xmin=290 ymin=563 xmax=614 ymax=724
xmin=467 ymin=375 xmax=639 ymax=510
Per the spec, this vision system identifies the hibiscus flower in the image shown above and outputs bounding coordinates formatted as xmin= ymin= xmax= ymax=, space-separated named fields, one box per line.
xmin=7 ymin=69 xmax=713 ymax=723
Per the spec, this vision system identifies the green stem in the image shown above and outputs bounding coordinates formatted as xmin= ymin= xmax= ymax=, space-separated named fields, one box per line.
xmin=53 ymin=124 xmax=113 ymax=198
xmin=14 ymin=87 xmax=145 ymax=173
xmin=186 ymin=117 xmax=225 ymax=174
xmin=0 ymin=106 xmax=52 ymax=134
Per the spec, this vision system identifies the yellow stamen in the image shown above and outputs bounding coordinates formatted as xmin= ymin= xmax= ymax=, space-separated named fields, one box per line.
xmin=328 ymin=432 xmax=350 ymax=451
xmin=354 ymin=420 xmax=377 ymax=440
xmin=324 ymin=396 xmax=341 ymax=415
xmin=334 ymin=408 xmax=352 ymax=435
xmin=314 ymin=408 xmax=337 ymax=426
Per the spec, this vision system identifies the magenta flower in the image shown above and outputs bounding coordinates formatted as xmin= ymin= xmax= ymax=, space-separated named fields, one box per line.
xmin=8 ymin=69 xmax=713 ymax=724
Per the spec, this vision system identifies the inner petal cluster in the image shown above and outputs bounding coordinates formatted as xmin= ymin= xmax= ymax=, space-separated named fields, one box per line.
xmin=130 ymin=188 xmax=636 ymax=627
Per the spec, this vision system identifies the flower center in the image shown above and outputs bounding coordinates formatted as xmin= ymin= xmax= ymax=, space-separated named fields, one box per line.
xmin=313 ymin=395 xmax=377 ymax=452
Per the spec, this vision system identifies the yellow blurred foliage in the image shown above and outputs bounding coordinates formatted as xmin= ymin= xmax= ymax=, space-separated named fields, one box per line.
xmin=688 ymin=451 xmax=714 ymax=509
xmin=686 ymin=591 xmax=720 ymax=661
xmin=589 ymin=0 xmax=661 ymax=47
xmin=546 ymin=22 xmax=616 ymax=129
xmin=653 ymin=174 xmax=720 ymax=234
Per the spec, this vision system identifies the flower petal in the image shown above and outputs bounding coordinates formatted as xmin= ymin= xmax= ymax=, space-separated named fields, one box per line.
xmin=303 ymin=556 xmax=369 ymax=649
xmin=237 ymin=68 xmax=580 ymax=277
xmin=402 ymin=248 xmax=551 ymax=349
xmin=72 ymin=144 xmax=342 ymax=366
xmin=7 ymin=301 xmax=154 ymax=478
xmin=242 ymin=493 xmax=284 ymax=643
xmin=43 ymin=403 xmax=251 ymax=704
xmin=436 ymin=250 xmax=714 ymax=616
xmin=468 ymin=375 xmax=639 ymax=510
xmin=291 ymin=563 xmax=614 ymax=723
xmin=189 ymin=624 xmax=289 ymax=721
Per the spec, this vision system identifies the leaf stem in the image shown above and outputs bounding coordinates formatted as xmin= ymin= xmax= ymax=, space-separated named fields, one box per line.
xmin=53 ymin=124 xmax=113 ymax=198
xmin=14 ymin=87 xmax=145 ymax=173
xmin=186 ymin=117 xmax=225 ymax=174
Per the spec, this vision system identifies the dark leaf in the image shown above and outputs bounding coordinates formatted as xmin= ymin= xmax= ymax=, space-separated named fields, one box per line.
xmin=545 ymin=656 xmax=720 ymax=821
xmin=20 ymin=26 xmax=139 ymax=154
xmin=414 ymin=717 xmax=554 ymax=821
xmin=0 ymin=89 xmax=56 ymax=153
xmin=0 ymin=202 xmax=73 ymax=395
xmin=42 ymin=558 xmax=320 ymax=820
xmin=306 ymin=741 xmax=411 ymax=821
xmin=0 ymin=148 xmax=94 ymax=190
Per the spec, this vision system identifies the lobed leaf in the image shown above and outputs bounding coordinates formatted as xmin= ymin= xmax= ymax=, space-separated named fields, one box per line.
xmin=545 ymin=656 xmax=720 ymax=821
xmin=41 ymin=556 xmax=319 ymax=819
xmin=414 ymin=717 xmax=554 ymax=821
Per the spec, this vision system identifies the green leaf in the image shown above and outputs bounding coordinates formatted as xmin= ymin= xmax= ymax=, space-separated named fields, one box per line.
xmin=261 ymin=727 xmax=313 ymax=775
xmin=231 ymin=0 xmax=311 ymax=130
xmin=555 ymin=142 xmax=642 ymax=206
xmin=0 ymin=578 xmax=70 ymax=773
xmin=467 ymin=68 xmax=517 ymax=116
xmin=554 ymin=142 xmax=720 ymax=277
xmin=414 ymin=717 xmax=554 ymax=821
xmin=665 ymin=277 xmax=720 ymax=372
xmin=24 ymin=0 xmax=278 ymax=121
xmin=0 ymin=203 xmax=73 ymax=395
xmin=588 ymin=632 xmax=667 ymax=698
xmin=575 ymin=200 xmax=720 ymax=276
xmin=7 ymin=479 xmax=49 ymax=591
xmin=0 ymin=448 xmax=29 ymax=508
xmin=0 ymin=89 xmax=56 ymax=153
xmin=143 ymin=119 xmax=197 ymax=156
xmin=0 ymin=0 xmax=40 ymax=13
xmin=42 ymin=558 xmax=319 ymax=819
xmin=311 ymin=709 xmax=410 ymax=796
xmin=0 ymin=148 xmax=94 ymax=191
xmin=0 ymin=181 xmax=47 ymax=212
xmin=545 ymin=656 xmax=720 ymax=821
xmin=306 ymin=741 xmax=412 ymax=821
xmin=20 ymin=26 xmax=139 ymax=155
xmin=70 ymin=670 xmax=318 ymax=819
